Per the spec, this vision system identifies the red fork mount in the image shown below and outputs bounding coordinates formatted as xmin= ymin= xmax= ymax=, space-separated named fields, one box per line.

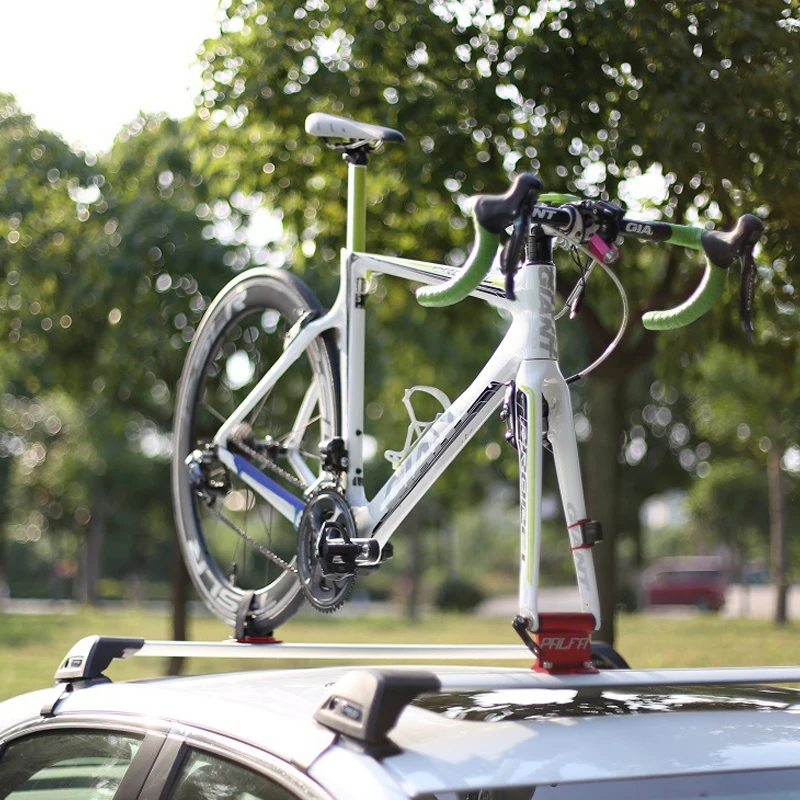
xmin=513 ymin=612 xmax=597 ymax=674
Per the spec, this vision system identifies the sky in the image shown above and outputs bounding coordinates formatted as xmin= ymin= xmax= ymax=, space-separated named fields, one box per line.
xmin=0 ymin=0 xmax=221 ymax=154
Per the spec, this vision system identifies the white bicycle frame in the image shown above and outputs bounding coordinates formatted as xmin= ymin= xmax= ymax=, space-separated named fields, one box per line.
xmin=211 ymin=162 xmax=602 ymax=632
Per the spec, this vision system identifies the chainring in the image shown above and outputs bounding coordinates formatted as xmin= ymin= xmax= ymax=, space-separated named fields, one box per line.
xmin=296 ymin=489 xmax=356 ymax=613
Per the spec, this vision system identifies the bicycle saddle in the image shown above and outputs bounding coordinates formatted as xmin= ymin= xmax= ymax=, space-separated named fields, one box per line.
xmin=305 ymin=113 xmax=405 ymax=144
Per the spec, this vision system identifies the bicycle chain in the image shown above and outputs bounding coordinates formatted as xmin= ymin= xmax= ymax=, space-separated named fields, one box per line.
xmin=231 ymin=436 xmax=306 ymax=489
xmin=205 ymin=500 xmax=299 ymax=575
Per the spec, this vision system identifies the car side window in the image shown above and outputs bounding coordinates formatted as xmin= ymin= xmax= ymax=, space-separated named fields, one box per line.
xmin=0 ymin=729 xmax=143 ymax=799
xmin=169 ymin=749 xmax=300 ymax=800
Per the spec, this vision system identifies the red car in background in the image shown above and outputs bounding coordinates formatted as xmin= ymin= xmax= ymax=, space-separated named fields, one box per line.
xmin=640 ymin=556 xmax=728 ymax=611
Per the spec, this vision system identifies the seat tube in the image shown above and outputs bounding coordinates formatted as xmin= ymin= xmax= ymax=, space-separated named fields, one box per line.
xmin=343 ymin=160 xmax=368 ymax=503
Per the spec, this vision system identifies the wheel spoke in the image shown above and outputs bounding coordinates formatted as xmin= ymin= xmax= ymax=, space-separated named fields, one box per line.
xmin=203 ymin=399 xmax=228 ymax=424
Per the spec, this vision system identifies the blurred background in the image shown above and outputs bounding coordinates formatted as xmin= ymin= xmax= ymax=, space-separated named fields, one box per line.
xmin=0 ymin=0 xmax=797 ymax=689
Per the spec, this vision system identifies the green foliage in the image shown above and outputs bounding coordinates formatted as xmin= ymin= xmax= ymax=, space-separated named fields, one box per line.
xmin=435 ymin=575 xmax=486 ymax=612
xmin=689 ymin=343 xmax=800 ymax=459
xmin=0 ymin=99 xmax=237 ymax=597
xmin=686 ymin=458 xmax=769 ymax=554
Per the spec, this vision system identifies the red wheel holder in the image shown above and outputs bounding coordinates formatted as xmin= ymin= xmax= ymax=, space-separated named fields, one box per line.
xmin=533 ymin=612 xmax=597 ymax=674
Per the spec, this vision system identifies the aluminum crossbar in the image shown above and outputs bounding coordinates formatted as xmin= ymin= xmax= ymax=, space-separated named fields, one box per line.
xmin=313 ymin=666 xmax=800 ymax=747
xmin=54 ymin=636 xmax=800 ymax=693
xmin=429 ymin=666 xmax=800 ymax=692
xmin=54 ymin=636 xmax=531 ymax=682
xmin=136 ymin=640 xmax=530 ymax=661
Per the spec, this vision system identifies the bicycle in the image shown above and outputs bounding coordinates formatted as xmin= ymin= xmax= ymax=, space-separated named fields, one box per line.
xmin=171 ymin=112 xmax=763 ymax=643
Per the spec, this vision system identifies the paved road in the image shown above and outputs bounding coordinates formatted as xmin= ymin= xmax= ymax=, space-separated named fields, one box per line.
xmin=477 ymin=585 xmax=800 ymax=620
xmin=1 ymin=585 xmax=796 ymax=620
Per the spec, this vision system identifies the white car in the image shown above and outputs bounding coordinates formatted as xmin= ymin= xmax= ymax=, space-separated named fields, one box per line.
xmin=1 ymin=636 xmax=800 ymax=799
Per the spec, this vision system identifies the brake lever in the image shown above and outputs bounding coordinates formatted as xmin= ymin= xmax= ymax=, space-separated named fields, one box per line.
xmin=739 ymin=248 xmax=757 ymax=342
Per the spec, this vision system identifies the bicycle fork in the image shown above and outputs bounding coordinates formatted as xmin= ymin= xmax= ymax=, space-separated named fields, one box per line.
xmin=510 ymin=255 xmax=602 ymax=637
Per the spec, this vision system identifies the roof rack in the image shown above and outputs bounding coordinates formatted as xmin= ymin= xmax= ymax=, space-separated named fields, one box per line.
xmin=54 ymin=636 xmax=534 ymax=682
xmin=48 ymin=636 xmax=800 ymax=752
xmin=54 ymin=636 xmax=800 ymax=689
xmin=315 ymin=665 xmax=800 ymax=753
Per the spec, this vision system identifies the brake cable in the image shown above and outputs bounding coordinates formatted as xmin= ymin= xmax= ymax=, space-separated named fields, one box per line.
xmin=557 ymin=246 xmax=594 ymax=321
xmin=550 ymin=237 xmax=630 ymax=385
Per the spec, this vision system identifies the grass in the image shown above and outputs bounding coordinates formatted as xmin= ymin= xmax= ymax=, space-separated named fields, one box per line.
xmin=3 ymin=608 xmax=800 ymax=700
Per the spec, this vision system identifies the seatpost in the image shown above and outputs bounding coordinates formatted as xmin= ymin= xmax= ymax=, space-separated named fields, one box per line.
xmin=346 ymin=159 xmax=368 ymax=251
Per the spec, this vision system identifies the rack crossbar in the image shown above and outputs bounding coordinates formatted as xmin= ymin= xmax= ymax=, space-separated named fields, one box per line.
xmin=313 ymin=666 xmax=800 ymax=749
xmin=54 ymin=636 xmax=800 ymax=693
xmin=137 ymin=641 xmax=530 ymax=661
xmin=54 ymin=637 xmax=531 ymax=682
xmin=433 ymin=666 xmax=800 ymax=692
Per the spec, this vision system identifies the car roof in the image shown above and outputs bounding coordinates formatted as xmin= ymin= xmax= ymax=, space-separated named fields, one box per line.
xmin=5 ymin=665 xmax=800 ymax=797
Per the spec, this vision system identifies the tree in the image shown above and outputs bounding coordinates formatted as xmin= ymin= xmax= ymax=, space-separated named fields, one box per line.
xmin=687 ymin=342 xmax=800 ymax=623
xmin=0 ymin=98 xmax=234 ymax=618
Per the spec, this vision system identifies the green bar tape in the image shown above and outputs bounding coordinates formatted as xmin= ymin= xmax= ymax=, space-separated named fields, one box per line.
xmin=416 ymin=215 xmax=500 ymax=307
xmin=642 ymin=260 xmax=726 ymax=331
xmin=666 ymin=224 xmax=703 ymax=250
xmin=538 ymin=192 xmax=581 ymax=204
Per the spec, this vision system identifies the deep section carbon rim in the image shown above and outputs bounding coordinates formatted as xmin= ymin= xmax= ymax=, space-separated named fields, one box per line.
xmin=172 ymin=270 xmax=339 ymax=633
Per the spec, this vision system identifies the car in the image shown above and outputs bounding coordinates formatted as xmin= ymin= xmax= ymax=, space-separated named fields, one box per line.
xmin=2 ymin=635 xmax=800 ymax=799
xmin=640 ymin=555 xmax=728 ymax=611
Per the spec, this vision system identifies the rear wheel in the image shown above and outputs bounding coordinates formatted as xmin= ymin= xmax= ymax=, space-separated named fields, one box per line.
xmin=172 ymin=268 xmax=339 ymax=634
xmin=590 ymin=642 xmax=630 ymax=670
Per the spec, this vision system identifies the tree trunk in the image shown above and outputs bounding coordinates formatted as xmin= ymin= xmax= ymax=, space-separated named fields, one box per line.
xmin=78 ymin=500 xmax=106 ymax=605
xmin=585 ymin=376 xmax=627 ymax=645
xmin=0 ymin=458 xmax=10 ymax=601
xmin=767 ymin=426 xmax=788 ymax=625
xmin=168 ymin=542 xmax=190 ymax=676
xmin=405 ymin=507 xmax=424 ymax=623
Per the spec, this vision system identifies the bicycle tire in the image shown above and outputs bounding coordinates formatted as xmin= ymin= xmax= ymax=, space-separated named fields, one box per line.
xmin=172 ymin=268 xmax=340 ymax=634
xmin=590 ymin=641 xmax=631 ymax=670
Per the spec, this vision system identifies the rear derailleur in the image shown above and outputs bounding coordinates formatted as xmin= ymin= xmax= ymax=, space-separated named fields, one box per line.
xmin=185 ymin=445 xmax=230 ymax=505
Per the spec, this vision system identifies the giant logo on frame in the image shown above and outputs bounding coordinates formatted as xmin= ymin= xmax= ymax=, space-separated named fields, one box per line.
xmin=538 ymin=265 xmax=557 ymax=359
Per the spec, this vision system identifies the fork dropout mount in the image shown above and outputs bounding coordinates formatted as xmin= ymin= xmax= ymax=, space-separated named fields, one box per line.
xmin=513 ymin=612 xmax=598 ymax=674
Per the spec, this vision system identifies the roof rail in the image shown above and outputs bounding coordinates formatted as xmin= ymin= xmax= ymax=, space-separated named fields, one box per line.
xmin=314 ymin=666 xmax=800 ymax=752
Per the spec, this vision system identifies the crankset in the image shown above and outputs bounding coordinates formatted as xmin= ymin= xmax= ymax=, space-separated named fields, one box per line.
xmin=296 ymin=489 xmax=361 ymax=613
